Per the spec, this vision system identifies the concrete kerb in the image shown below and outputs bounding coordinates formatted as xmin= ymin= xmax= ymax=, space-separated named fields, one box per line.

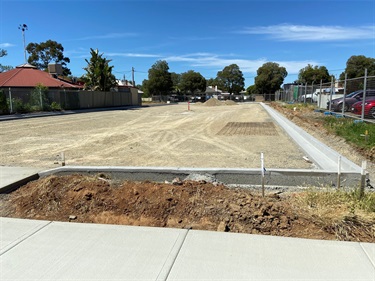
xmin=0 ymin=167 xmax=41 ymax=194
xmin=37 ymin=166 xmax=363 ymax=190
xmin=261 ymin=103 xmax=362 ymax=173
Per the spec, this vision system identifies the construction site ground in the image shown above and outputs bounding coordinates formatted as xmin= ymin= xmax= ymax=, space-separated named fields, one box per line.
xmin=1 ymin=101 xmax=374 ymax=242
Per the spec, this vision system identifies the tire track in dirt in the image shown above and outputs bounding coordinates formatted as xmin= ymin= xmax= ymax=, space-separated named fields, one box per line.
xmin=0 ymin=103 xmax=312 ymax=169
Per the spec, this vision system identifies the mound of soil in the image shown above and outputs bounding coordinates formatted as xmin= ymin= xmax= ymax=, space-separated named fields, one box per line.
xmin=203 ymin=98 xmax=223 ymax=106
xmin=1 ymin=174 xmax=374 ymax=242
xmin=223 ymin=100 xmax=237 ymax=105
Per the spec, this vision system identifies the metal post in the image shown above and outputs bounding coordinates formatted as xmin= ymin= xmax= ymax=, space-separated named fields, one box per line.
xmin=39 ymin=87 xmax=43 ymax=109
xmin=132 ymin=67 xmax=135 ymax=86
xmin=9 ymin=87 xmax=13 ymax=113
xmin=304 ymin=83 xmax=307 ymax=103
xmin=361 ymin=69 xmax=367 ymax=120
xmin=311 ymin=81 xmax=314 ymax=104
xmin=318 ymin=80 xmax=322 ymax=108
xmin=18 ymin=24 xmax=28 ymax=64
xmin=328 ymin=77 xmax=334 ymax=112
xmin=61 ymin=152 xmax=65 ymax=166
xmin=261 ymin=152 xmax=265 ymax=197
xmin=342 ymin=73 xmax=347 ymax=116
xmin=337 ymin=156 xmax=341 ymax=189
xmin=360 ymin=160 xmax=367 ymax=198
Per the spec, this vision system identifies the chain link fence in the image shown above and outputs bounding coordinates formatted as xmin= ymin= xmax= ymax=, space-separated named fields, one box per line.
xmin=280 ymin=69 xmax=375 ymax=121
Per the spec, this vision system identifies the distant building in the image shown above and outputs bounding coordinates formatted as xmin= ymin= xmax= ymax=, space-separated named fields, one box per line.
xmin=0 ymin=63 xmax=81 ymax=90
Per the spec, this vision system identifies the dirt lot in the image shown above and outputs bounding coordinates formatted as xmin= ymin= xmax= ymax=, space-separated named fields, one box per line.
xmin=1 ymin=101 xmax=374 ymax=242
xmin=0 ymin=103 xmax=312 ymax=169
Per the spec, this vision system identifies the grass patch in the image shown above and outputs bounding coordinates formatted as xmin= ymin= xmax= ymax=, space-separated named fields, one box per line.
xmin=323 ymin=117 xmax=375 ymax=149
xmin=293 ymin=188 xmax=375 ymax=241
xmin=301 ymin=188 xmax=375 ymax=213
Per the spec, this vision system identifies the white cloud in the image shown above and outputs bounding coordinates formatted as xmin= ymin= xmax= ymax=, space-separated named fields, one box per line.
xmin=274 ymin=60 xmax=320 ymax=74
xmin=240 ymin=24 xmax=375 ymax=41
xmin=0 ymin=43 xmax=15 ymax=48
xmin=163 ymin=53 xmax=318 ymax=75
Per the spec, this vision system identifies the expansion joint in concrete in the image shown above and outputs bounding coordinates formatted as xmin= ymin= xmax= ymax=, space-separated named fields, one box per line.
xmin=0 ymin=221 xmax=52 ymax=256
xmin=156 ymin=228 xmax=190 ymax=281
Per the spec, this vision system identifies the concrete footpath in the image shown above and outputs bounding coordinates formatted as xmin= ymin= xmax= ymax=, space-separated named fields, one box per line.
xmin=1 ymin=217 xmax=374 ymax=280
xmin=0 ymin=166 xmax=41 ymax=193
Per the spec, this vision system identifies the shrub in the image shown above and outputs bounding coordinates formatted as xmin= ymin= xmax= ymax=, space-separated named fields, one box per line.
xmin=0 ymin=90 xmax=8 ymax=114
xmin=29 ymin=83 xmax=51 ymax=111
xmin=50 ymin=102 xmax=62 ymax=111
xmin=7 ymin=98 xmax=30 ymax=113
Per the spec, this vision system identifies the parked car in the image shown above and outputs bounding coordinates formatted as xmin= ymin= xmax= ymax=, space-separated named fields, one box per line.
xmin=298 ymin=91 xmax=318 ymax=103
xmin=351 ymin=96 xmax=375 ymax=118
xmin=299 ymin=88 xmax=343 ymax=103
xmin=327 ymin=89 xmax=375 ymax=112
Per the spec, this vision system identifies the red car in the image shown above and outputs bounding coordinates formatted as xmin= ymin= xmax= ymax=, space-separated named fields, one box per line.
xmin=351 ymin=96 xmax=375 ymax=118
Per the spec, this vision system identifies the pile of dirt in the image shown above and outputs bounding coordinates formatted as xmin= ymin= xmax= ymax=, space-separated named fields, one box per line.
xmin=223 ymin=100 xmax=237 ymax=105
xmin=1 ymin=174 xmax=374 ymax=242
xmin=202 ymin=98 xmax=238 ymax=106
xmin=203 ymin=98 xmax=223 ymax=106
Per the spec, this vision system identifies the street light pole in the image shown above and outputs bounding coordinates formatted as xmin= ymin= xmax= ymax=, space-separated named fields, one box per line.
xmin=18 ymin=24 xmax=28 ymax=64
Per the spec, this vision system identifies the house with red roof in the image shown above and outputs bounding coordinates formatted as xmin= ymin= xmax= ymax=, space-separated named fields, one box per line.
xmin=0 ymin=63 xmax=82 ymax=109
xmin=0 ymin=63 xmax=80 ymax=90
xmin=0 ymin=64 xmax=141 ymax=111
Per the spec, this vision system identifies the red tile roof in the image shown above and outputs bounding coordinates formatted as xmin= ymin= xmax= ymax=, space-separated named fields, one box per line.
xmin=0 ymin=64 xmax=80 ymax=89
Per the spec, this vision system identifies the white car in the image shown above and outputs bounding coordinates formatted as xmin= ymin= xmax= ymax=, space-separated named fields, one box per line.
xmin=299 ymin=88 xmax=344 ymax=103
xmin=298 ymin=91 xmax=318 ymax=103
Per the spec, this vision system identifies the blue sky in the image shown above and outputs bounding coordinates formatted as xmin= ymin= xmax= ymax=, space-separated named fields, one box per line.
xmin=1 ymin=0 xmax=374 ymax=87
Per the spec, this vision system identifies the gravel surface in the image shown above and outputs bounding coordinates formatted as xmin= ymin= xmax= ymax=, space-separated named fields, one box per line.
xmin=0 ymin=103 xmax=313 ymax=170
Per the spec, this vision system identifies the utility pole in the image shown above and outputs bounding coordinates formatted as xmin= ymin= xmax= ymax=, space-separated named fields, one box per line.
xmin=132 ymin=67 xmax=135 ymax=86
xmin=18 ymin=24 xmax=28 ymax=64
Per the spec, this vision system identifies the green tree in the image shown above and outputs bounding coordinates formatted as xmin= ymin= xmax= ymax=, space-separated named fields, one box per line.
xmin=171 ymin=72 xmax=181 ymax=93
xmin=297 ymin=64 xmax=330 ymax=84
xmin=0 ymin=49 xmax=13 ymax=73
xmin=26 ymin=40 xmax=71 ymax=75
xmin=246 ymin=85 xmax=259 ymax=96
xmin=216 ymin=64 xmax=245 ymax=95
xmin=206 ymin=77 xmax=224 ymax=90
xmin=254 ymin=62 xmax=287 ymax=101
xmin=339 ymin=55 xmax=375 ymax=80
xmin=141 ymin=79 xmax=150 ymax=97
xmin=82 ymin=48 xmax=117 ymax=91
xmin=145 ymin=60 xmax=173 ymax=96
xmin=179 ymin=70 xmax=206 ymax=94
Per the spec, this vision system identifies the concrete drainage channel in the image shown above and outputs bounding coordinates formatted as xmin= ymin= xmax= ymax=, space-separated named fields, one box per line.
xmin=3 ymin=103 xmax=369 ymax=192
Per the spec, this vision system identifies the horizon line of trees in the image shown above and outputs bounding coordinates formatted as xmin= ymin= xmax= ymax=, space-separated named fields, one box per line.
xmin=1 ymin=39 xmax=374 ymax=101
